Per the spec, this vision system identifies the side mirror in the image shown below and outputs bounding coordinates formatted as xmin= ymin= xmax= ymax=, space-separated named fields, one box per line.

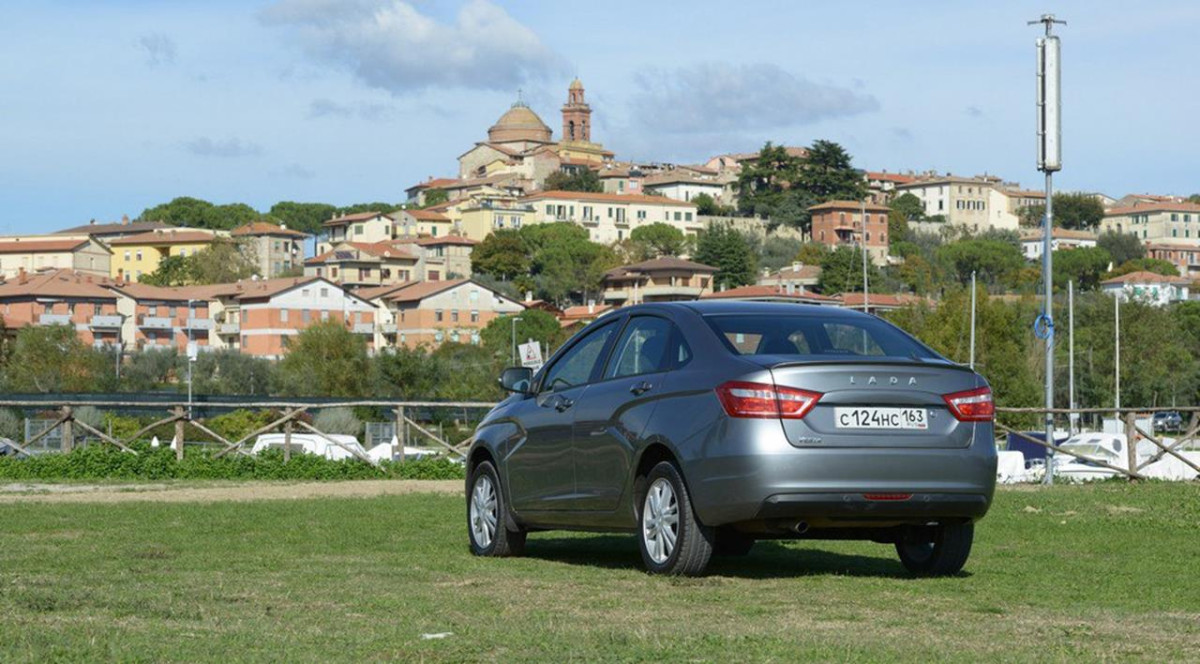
xmin=499 ymin=366 xmax=534 ymax=395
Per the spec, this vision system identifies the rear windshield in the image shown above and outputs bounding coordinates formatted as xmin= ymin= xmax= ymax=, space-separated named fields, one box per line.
xmin=704 ymin=314 xmax=943 ymax=361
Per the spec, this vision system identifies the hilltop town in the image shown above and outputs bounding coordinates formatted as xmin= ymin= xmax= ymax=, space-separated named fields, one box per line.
xmin=1 ymin=78 xmax=1198 ymax=363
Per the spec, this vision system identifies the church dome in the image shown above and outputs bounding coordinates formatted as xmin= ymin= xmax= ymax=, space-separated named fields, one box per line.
xmin=488 ymin=101 xmax=553 ymax=143
xmin=569 ymin=77 xmax=584 ymax=91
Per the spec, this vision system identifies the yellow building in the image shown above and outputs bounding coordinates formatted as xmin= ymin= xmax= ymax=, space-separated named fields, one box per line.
xmin=452 ymin=196 xmax=535 ymax=241
xmin=108 ymin=228 xmax=222 ymax=281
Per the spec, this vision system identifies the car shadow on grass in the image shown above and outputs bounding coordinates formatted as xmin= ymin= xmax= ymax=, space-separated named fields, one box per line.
xmin=522 ymin=535 xmax=957 ymax=579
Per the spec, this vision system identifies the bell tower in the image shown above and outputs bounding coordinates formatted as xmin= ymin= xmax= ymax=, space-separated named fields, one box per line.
xmin=561 ymin=78 xmax=591 ymax=143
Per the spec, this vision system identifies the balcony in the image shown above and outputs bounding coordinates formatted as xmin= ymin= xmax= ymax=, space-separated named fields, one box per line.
xmin=90 ymin=315 xmax=123 ymax=329
xmin=642 ymin=285 xmax=704 ymax=299
xmin=218 ymin=321 xmax=241 ymax=334
xmin=378 ymin=322 xmax=398 ymax=334
xmin=138 ymin=316 xmax=172 ymax=329
xmin=185 ymin=318 xmax=213 ymax=330
xmin=602 ymin=290 xmax=630 ymax=302
xmin=38 ymin=313 xmax=72 ymax=326
xmin=352 ymin=322 xmax=374 ymax=334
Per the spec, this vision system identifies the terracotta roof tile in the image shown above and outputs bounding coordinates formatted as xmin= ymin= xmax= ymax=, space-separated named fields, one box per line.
xmin=1100 ymin=270 xmax=1190 ymax=286
xmin=232 ymin=221 xmax=310 ymax=238
xmin=108 ymin=229 xmax=219 ymax=246
xmin=0 ymin=269 xmax=117 ymax=300
xmin=523 ymin=190 xmax=697 ymax=207
xmin=0 ymin=238 xmax=92 ymax=254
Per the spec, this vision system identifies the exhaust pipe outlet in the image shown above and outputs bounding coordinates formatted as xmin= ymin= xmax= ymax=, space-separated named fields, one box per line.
xmin=793 ymin=521 xmax=810 ymax=535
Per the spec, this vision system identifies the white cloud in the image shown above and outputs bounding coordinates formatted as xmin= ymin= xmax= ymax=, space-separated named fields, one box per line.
xmin=630 ymin=62 xmax=879 ymax=134
xmin=184 ymin=137 xmax=263 ymax=158
xmin=137 ymin=33 xmax=177 ymax=67
xmin=307 ymin=97 xmax=396 ymax=122
xmin=262 ymin=0 xmax=565 ymax=95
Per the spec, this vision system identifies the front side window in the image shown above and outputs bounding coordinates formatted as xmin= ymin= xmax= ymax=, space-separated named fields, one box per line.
xmin=605 ymin=317 xmax=675 ymax=379
xmin=540 ymin=322 xmax=618 ymax=392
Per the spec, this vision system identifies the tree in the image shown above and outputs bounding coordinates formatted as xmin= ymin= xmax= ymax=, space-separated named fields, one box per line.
xmin=543 ymin=169 xmax=602 ymax=193
xmin=1098 ymin=231 xmax=1145 ymax=266
xmin=890 ymin=192 xmax=925 ymax=221
xmin=694 ymin=222 xmax=756 ymax=289
xmin=275 ymin=321 xmax=373 ymax=397
xmin=268 ymin=202 xmax=338 ymax=235
xmin=935 ymin=237 xmax=1025 ymax=288
xmin=4 ymin=326 xmax=108 ymax=393
xmin=1104 ymin=258 xmax=1179 ymax=279
xmin=736 ymin=142 xmax=805 ymax=221
xmin=140 ymin=197 xmax=259 ymax=230
xmin=751 ymin=235 xmax=806 ymax=274
xmin=818 ymin=246 xmax=882 ymax=294
xmin=795 ymin=242 xmax=831 ymax=267
xmin=629 ymin=222 xmax=688 ymax=258
xmin=191 ymin=349 xmax=272 ymax=395
xmin=888 ymin=209 xmax=910 ymax=244
xmin=1019 ymin=193 xmax=1106 ymax=230
xmin=139 ymin=255 xmax=191 ymax=286
xmin=520 ymin=223 xmax=620 ymax=304
xmin=421 ymin=189 xmax=449 ymax=207
xmin=692 ymin=193 xmax=717 ymax=216
xmin=797 ymin=140 xmax=867 ymax=203
xmin=339 ymin=202 xmax=402 ymax=215
xmin=471 ymin=229 xmax=529 ymax=280
xmin=1052 ymin=246 xmax=1112 ymax=291
xmin=480 ymin=310 xmax=564 ymax=362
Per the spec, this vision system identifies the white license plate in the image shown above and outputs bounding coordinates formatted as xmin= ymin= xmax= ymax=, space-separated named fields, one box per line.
xmin=835 ymin=407 xmax=928 ymax=430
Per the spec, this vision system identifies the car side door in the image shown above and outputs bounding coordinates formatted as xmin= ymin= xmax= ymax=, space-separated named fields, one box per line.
xmin=571 ymin=315 xmax=685 ymax=512
xmin=504 ymin=319 xmax=620 ymax=513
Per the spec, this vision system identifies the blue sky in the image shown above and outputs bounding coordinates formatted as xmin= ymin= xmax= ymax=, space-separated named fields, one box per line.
xmin=1 ymin=0 xmax=1197 ymax=235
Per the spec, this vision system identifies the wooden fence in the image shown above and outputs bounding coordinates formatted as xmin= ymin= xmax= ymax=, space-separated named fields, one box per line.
xmin=996 ymin=406 xmax=1200 ymax=481
xmin=0 ymin=399 xmax=499 ymax=467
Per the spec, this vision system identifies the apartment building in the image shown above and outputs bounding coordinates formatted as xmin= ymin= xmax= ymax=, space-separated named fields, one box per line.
xmin=360 ymin=278 xmax=523 ymax=349
xmin=0 ymin=236 xmax=112 ymax=279
xmin=304 ymin=242 xmax=420 ymax=287
xmin=450 ymin=195 xmax=534 ymax=241
xmin=808 ymin=200 xmax=890 ymax=265
xmin=109 ymin=228 xmax=223 ymax=281
xmin=0 ymin=269 xmax=122 ymax=348
xmin=1101 ymin=271 xmax=1190 ymax=306
xmin=393 ymin=235 xmax=476 ymax=280
xmin=318 ymin=211 xmax=396 ymax=253
xmin=521 ymin=191 xmax=700 ymax=244
xmin=863 ymin=171 xmax=916 ymax=205
xmin=601 ymin=257 xmax=717 ymax=306
xmin=109 ymin=282 xmax=213 ymax=352
xmin=394 ymin=209 xmax=454 ymax=238
xmin=895 ymin=176 xmax=1036 ymax=233
xmin=640 ymin=170 xmax=730 ymax=205
xmin=53 ymin=216 xmax=170 ymax=241
xmin=231 ymin=221 xmax=309 ymax=278
xmin=1101 ymin=201 xmax=1200 ymax=244
xmin=1146 ymin=242 xmax=1200 ymax=279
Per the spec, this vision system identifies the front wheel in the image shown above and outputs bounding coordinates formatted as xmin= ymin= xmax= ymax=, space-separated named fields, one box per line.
xmin=895 ymin=523 xmax=974 ymax=576
xmin=637 ymin=462 xmax=713 ymax=576
xmin=467 ymin=461 xmax=525 ymax=557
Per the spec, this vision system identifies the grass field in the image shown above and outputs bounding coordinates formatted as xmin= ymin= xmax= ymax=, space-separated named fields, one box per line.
xmin=1 ymin=482 xmax=1197 ymax=663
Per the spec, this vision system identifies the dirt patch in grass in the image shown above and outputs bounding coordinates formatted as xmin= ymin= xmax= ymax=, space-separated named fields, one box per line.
xmin=0 ymin=479 xmax=461 ymax=504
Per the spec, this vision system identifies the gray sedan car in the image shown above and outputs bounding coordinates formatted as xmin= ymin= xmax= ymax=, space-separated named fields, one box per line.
xmin=466 ymin=301 xmax=997 ymax=576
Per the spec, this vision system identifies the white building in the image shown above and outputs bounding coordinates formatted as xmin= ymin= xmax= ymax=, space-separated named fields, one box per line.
xmin=896 ymin=175 xmax=1042 ymax=233
xmin=1100 ymin=201 xmax=1200 ymax=245
xmin=1020 ymin=228 xmax=1098 ymax=260
xmin=1100 ymin=271 xmax=1190 ymax=307
xmin=520 ymin=191 xmax=700 ymax=244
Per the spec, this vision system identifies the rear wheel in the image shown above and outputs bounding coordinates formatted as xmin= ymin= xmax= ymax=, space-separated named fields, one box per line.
xmin=895 ymin=523 xmax=974 ymax=576
xmin=467 ymin=461 xmax=526 ymax=557
xmin=637 ymin=462 xmax=713 ymax=575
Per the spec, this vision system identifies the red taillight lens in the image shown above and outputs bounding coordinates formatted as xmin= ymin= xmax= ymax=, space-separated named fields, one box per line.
xmin=716 ymin=381 xmax=821 ymax=420
xmin=943 ymin=386 xmax=995 ymax=422
xmin=863 ymin=493 xmax=912 ymax=501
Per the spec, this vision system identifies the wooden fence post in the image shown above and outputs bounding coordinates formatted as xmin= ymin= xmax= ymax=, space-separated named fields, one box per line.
xmin=61 ymin=406 xmax=73 ymax=453
xmin=174 ymin=406 xmax=185 ymax=461
xmin=284 ymin=418 xmax=293 ymax=463
xmin=395 ymin=406 xmax=406 ymax=463
xmin=1124 ymin=411 xmax=1138 ymax=481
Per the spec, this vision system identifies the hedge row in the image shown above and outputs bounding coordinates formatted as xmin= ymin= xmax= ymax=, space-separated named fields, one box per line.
xmin=0 ymin=443 xmax=465 ymax=481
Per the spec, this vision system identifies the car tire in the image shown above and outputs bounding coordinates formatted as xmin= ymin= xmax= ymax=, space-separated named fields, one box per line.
xmin=467 ymin=461 xmax=526 ymax=557
xmin=894 ymin=523 xmax=974 ymax=576
xmin=637 ymin=462 xmax=714 ymax=576
xmin=713 ymin=527 xmax=755 ymax=557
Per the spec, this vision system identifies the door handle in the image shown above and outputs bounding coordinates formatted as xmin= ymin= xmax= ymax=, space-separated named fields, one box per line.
xmin=555 ymin=397 xmax=574 ymax=412
xmin=630 ymin=381 xmax=653 ymax=396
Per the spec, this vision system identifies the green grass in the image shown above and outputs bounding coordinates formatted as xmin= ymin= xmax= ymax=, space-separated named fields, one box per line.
xmin=1 ymin=483 xmax=1197 ymax=662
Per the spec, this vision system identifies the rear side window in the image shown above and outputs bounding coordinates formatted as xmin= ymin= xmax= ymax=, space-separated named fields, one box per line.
xmin=606 ymin=316 xmax=674 ymax=379
xmin=705 ymin=314 xmax=940 ymax=361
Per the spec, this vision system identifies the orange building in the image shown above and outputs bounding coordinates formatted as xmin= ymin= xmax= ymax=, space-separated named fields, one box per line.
xmin=808 ymin=200 xmax=890 ymax=265
xmin=359 ymin=278 xmax=523 ymax=349
xmin=0 ymin=269 xmax=122 ymax=347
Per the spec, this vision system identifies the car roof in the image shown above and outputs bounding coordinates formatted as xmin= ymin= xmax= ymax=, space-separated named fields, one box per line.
xmin=625 ymin=300 xmax=872 ymax=319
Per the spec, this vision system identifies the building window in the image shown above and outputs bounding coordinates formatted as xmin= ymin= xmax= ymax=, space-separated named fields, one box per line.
xmin=320 ymin=288 xmax=329 ymax=297
xmin=320 ymin=310 xmax=329 ymax=321
xmin=451 ymin=310 xmax=459 ymax=323
xmin=281 ymin=309 xmax=289 ymax=322
xmin=470 ymin=310 xmax=479 ymax=323
xmin=354 ymin=224 xmax=364 ymax=236
xmin=673 ymin=212 xmax=681 ymax=221
xmin=124 ymin=251 xmax=131 ymax=261
xmin=436 ymin=310 xmax=444 ymax=322
xmin=685 ymin=212 xmax=693 ymax=221
xmin=136 ymin=250 xmax=143 ymax=261
xmin=302 ymin=310 xmax=311 ymax=323
xmin=148 ymin=306 xmax=157 ymax=317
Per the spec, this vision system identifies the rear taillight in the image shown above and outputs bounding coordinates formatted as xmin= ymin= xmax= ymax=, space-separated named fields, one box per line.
xmin=716 ymin=381 xmax=821 ymax=420
xmin=943 ymin=386 xmax=994 ymax=422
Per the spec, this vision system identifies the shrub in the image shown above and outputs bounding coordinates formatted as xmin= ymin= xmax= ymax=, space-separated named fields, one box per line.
xmin=313 ymin=408 xmax=362 ymax=436
xmin=0 ymin=408 xmax=22 ymax=441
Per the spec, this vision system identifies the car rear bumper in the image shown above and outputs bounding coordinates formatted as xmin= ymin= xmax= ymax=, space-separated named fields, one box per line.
xmin=681 ymin=420 xmax=997 ymax=527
